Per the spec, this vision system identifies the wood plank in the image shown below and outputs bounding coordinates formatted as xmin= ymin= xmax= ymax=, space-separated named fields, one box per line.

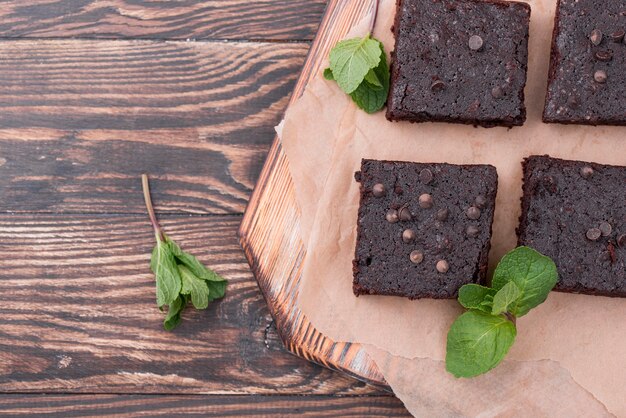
xmin=0 ymin=0 xmax=326 ymax=41
xmin=0 ymin=394 xmax=409 ymax=417
xmin=0 ymin=214 xmax=380 ymax=395
xmin=0 ymin=40 xmax=308 ymax=214
xmin=239 ymin=0 xmax=390 ymax=388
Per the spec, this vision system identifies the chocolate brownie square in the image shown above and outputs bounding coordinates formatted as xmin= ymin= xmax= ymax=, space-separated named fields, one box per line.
xmin=353 ymin=159 xmax=498 ymax=299
xmin=386 ymin=0 xmax=531 ymax=128
xmin=517 ymin=156 xmax=626 ymax=297
xmin=543 ymin=0 xmax=626 ymax=125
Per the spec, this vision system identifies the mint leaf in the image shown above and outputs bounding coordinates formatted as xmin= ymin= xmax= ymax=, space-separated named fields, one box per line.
xmin=349 ymin=49 xmax=389 ymax=114
xmin=491 ymin=282 xmax=521 ymax=315
xmin=179 ymin=265 xmax=210 ymax=309
xmin=150 ymin=238 xmax=182 ymax=307
xmin=169 ymin=239 xmax=227 ymax=283
xmin=329 ymin=36 xmax=382 ymax=94
xmin=323 ymin=68 xmax=334 ymax=80
xmin=363 ymin=68 xmax=383 ymax=88
xmin=446 ymin=311 xmax=517 ymax=378
xmin=207 ymin=280 xmax=227 ymax=302
xmin=142 ymin=174 xmax=228 ymax=331
xmin=492 ymin=246 xmax=558 ymax=317
xmin=163 ymin=296 xmax=186 ymax=331
xmin=458 ymin=284 xmax=496 ymax=313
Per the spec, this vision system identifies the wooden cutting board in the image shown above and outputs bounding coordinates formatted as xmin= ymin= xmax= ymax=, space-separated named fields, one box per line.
xmin=239 ymin=0 xmax=389 ymax=389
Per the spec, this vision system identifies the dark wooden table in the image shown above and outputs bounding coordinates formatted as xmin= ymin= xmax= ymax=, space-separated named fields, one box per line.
xmin=0 ymin=1 xmax=410 ymax=416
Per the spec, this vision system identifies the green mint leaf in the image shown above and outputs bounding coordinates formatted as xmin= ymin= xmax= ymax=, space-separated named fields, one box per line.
xmin=492 ymin=247 xmax=558 ymax=317
xmin=491 ymin=282 xmax=522 ymax=315
xmin=150 ymin=238 xmax=182 ymax=307
xmin=163 ymin=296 xmax=186 ymax=331
xmin=179 ymin=265 xmax=210 ymax=309
xmin=349 ymin=49 xmax=389 ymax=114
xmin=207 ymin=280 xmax=227 ymax=302
xmin=363 ymin=68 xmax=383 ymax=88
xmin=329 ymin=36 xmax=382 ymax=94
xmin=323 ymin=68 xmax=334 ymax=80
xmin=446 ymin=311 xmax=517 ymax=378
xmin=169 ymin=239 xmax=228 ymax=284
xmin=458 ymin=284 xmax=496 ymax=313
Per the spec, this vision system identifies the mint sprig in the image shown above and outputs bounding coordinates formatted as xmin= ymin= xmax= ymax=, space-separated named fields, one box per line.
xmin=323 ymin=0 xmax=389 ymax=114
xmin=446 ymin=247 xmax=558 ymax=378
xmin=142 ymin=174 xmax=228 ymax=331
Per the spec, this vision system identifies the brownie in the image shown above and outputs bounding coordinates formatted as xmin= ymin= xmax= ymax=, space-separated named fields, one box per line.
xmin=353 ymin=159 xmax=498 ymax=299
xmin=517 ymin=156 xmax=626 ymax=297
xmin=543 ymin=0 xmax=626 ymax=125
xmin=386 ymin=0 xmax=531 ymax=128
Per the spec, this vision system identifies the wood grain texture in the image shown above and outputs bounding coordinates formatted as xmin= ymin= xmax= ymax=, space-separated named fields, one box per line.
xmin=0 ymin=214 xmax=380 ymax=395
xmin=0 ymin=0 xmax=327 ymax=41
xmin=239 ymin=0 xmax=391 ymax=388
xmin=0 ymin=40 xmax=308 ymax=214
xmin=0 ymin=394 xmax=409 ymax=417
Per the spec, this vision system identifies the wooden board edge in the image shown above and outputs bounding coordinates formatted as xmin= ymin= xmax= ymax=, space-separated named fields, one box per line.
xmin=239 ymin=0 xmax=390 ymax=390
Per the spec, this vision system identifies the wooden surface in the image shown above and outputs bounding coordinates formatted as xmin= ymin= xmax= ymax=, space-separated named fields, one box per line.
xmin=240 ymin=0 xmax=391 ymax=391
xmin=0 ymin=0 xmax=410 ymax=416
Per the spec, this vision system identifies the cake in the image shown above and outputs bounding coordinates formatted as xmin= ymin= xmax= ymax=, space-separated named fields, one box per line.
xmin=386 ymin=0 xmax=531 ymax=128
xmin=543 ymin=0 xmax=626 ymax=125
xmin=353 ymin=159 xmax=498 ymax=299
xmin=517 ymin=155 xmax=626 ymax=296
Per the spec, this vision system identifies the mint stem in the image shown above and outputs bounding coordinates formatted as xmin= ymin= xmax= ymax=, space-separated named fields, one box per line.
xmin=504 ymin=312 xmax=517 ymax=326
xmin=142 ymin=174 xmax=166 ymax=242
xmin=368 ymin=0 xmax=380 ymax=35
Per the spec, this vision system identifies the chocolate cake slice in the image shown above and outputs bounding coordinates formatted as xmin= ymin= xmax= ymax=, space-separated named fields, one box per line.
xmin=386 ymin=0 xmax=531 ymax=128
xmin=353 ymin=159 xmax=498 ymax=299
xmin=543 ymin=0 xmax=626 ymax=125
xmin=517 ymin=155 xmax=626 ymax=297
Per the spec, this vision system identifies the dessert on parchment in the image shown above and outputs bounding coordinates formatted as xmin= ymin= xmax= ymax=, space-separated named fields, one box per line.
xmin=353 ymin=159 xmax=498 ymax=299
xmin=517 ymin=156 xmax=626 ymax=297
xmin=543 ymin=0 xmax=626 ymax=125
xmin=386 ymin=0 xmax=531 ymax=128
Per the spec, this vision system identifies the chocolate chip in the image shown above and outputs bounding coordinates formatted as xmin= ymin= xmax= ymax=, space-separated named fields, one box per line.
xmin=372 ymin=183 xmax=385 ymax=197
xmin=617 ymin=234 xmax=626 ymax=247
xmin=475 ymin=196 xmax=487 ymax=209
xmin=567 ymin=95 xmax=580 ymax=109
xmin=436 ymin=260 xmax=449 ymax=273
xmin=594 ymin=70 xmax=607 ymax=83
xmin=435 ymin=208 xmax=449 ymax=222
xmin=466 ymin=206 xmax=481 ymax=220
xmin=610 ymin=29 xmax=625 ymax=42
xmin=466 ymin=225 xmax=480 ymax=237
xmin=399 ymin=207 xmax=412 ymax=221
xmin=595 ymin=50 xmax=613 ymax=62
xmin=491 ymin=86 xmax=504 ymax=99
xmin=468 ymin=35 xmax=483 ymax=51
xmin=410 ymin=250 xmax=424 ymax=264
xmin=431 ymin=80 xmax=445 ymax=92
xmin=419 ymin=193 xmax=433 ymax=209
xmin=599 ymin=221 xmax=612 ymax=237
xmin=467 ymin=100 xmax=480 ymax=113
xmin=586 ymin=228 xmax=602 ymax=241
xmin=580 ymin=166 xmax=594 ymax=178
xmin=386 ymin=209 xmax=399 ymax=223
xmin=589 ymin=29 xmax=603 ymax=46
xmin=419 ymin=169 xmax=434 ymax=184
xmin=402 ymin=229 xmax=416 ymax=243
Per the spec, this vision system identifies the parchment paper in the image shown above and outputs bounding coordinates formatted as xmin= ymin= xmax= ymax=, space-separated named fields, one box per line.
xmin=279 ymin=0 xmax=626 ymax=415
